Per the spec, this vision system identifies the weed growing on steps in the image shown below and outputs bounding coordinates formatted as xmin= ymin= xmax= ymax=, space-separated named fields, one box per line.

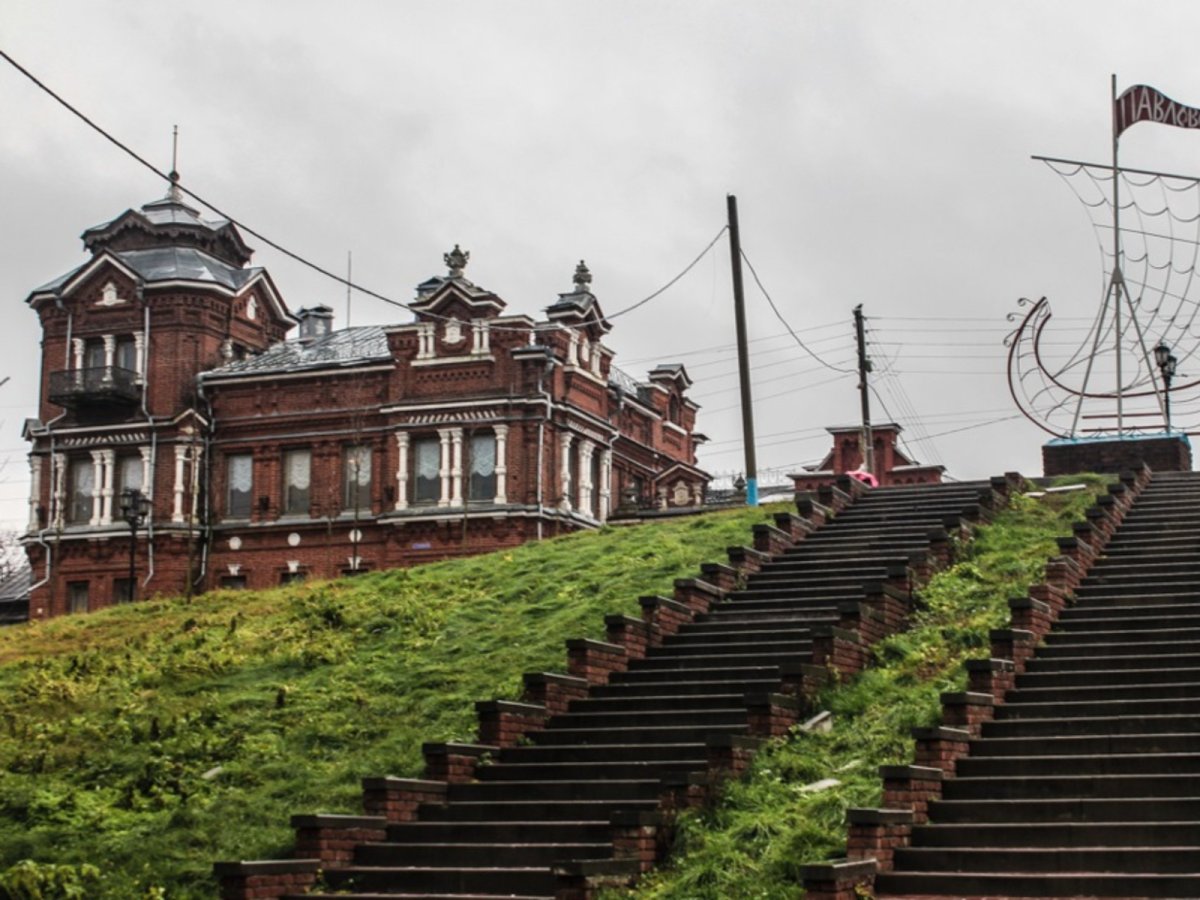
xmin=0 ymin=503 xmax=787 ymax=899
xmin=625 ymin=475 xmax=1110 ymax=899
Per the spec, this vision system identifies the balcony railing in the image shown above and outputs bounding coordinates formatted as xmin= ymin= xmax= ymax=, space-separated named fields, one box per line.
xmin=48 ymin=366 xmax=141 ymax=410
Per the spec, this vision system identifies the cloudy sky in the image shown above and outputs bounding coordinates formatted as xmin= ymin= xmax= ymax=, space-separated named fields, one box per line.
xmin=3 ymin=1 xmax=1200 ymax=528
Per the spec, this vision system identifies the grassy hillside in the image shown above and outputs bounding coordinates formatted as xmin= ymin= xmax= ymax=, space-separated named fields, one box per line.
xmin=0 ymin=504 xmax=787 ymax=899
xmin=624 ymin=476 xmax=1109 ymax=899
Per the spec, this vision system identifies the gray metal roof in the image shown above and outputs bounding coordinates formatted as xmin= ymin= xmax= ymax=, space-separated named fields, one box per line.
xmin=203 ymin=325 xmax=391 ymax=378
xmin=31 ymin=246 xmax=262 ymax=296
xmin=138 ymin=197 xmax=230 ymax=231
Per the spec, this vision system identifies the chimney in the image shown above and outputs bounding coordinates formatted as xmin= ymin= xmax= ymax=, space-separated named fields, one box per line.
xmin=295 ymin=305 xmax=334 ymax=342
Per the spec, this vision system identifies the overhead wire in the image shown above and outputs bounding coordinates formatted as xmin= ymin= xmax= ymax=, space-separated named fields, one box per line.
xmin=0 ymin=46 xmax=725 ymax=335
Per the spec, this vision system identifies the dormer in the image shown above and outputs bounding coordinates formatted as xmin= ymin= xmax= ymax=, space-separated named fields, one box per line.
xmin=545 ymin=260 xmax=611 ymax=342
xmin=296 ymin=305 xmax=334 ymax=343
xmin=410 ymin=245 xmax=506 ymax=322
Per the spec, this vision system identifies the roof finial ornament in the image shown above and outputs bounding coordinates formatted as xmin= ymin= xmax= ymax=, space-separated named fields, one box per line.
xmin=573 ymin=259 xmax=592 ymax=292
xmin=167 ymin=124 xmax=182 ymax=202
xmin=444 ymin=244 xmax=469 ymax=278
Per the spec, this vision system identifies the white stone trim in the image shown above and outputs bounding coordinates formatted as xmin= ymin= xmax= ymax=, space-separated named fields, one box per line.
xmin=394 ymin=431 xmax=410 ymax=510
xmin=493 ymin=424 xmax=509 ymax=505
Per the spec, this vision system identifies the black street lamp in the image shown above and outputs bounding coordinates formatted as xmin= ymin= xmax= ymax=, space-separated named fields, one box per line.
xmin=118 ymin=488 xmax=151 ymax=602
xmin=1154 ymin=342 xmax=1178 ymax=432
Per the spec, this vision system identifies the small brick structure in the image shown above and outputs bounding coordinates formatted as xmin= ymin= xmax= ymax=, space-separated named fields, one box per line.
xmin=1043 ymin=433 xmax=1191 ymax=476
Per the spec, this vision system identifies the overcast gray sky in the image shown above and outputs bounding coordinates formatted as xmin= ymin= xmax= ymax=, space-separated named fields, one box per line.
xmin=4 ymin=1 xmax=1200 ymax=528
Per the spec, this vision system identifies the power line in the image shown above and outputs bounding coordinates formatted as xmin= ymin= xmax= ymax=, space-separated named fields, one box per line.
xmin=739 ymin=249 xmax=856 ymax=375
xmin=0 ymin=46 xmax=724 ymax=334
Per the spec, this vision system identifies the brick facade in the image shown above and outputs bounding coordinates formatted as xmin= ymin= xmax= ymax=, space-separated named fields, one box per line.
xmin=1042 ymin=433 xmax=1192 ymax=476
xmin=790 ymin=423 xmax=944 ymax=491
xmin=22 ymin=193 xmax=708 ymax=618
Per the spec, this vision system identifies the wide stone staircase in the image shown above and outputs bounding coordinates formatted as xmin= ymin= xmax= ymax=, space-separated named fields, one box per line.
xmin=220 ymin=479 xmax=1001 ymax=900
xmin=873 ymin=469 xmax=1200 ymax=899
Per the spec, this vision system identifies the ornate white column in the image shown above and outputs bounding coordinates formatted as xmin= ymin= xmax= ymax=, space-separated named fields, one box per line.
xmin=99 ymin=449 xmax=115 ymax=525
xmin=172 ymin=445 xmax=187 ymax=523
xmin=450 ymin=429 xmax=464 ymax=506
xmin=437 ymin=429 xmax=452 ymax=507
xmin=578 ymin=440 xmax=594 ymax=516
xmin=590 ymin=343 xmax=603 ymax=377
xmin=102 ymin=334 xmax=116 ymax=369
xmin=493 ymin=424 xmax=509 ymax=505
xmin=566 ymin=330 xmax=580 ymax=367
xmin=189 ymin=443 xmax=203 ymax=521
xmin=471 ymin=319 xmax=491 ymax=354
xmin=27 ymin=456 xmax=42 ymax=532
xmin=88 ymin=450 xmax=104 ymax=526
xmin=139 ymin=446 xmax=153 ymax=500
xmin=559 ymin=432 xmax=574 ymax=511
xmin=51 ymin=453 xmax=65 ymax=529
xmin=394 ymin=432 xmax=410 ymax=510
xmin=72 ymin=338 xmax=84 ymax=371
xmin=133 ymin=332 xmax=146 ymax=381
xmin=599 ymin=448 xmax=612 ymax=522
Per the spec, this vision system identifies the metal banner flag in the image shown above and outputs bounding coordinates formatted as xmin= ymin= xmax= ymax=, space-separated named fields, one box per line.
xmin=1115 ymin=84 xmax=1200 ymax=136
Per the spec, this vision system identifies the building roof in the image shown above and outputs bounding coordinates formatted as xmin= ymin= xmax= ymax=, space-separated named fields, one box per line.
xmin=202 ymin=325 xmax=390 ymax=379
xmin=30 ymin=246 xmax=265 ymax=297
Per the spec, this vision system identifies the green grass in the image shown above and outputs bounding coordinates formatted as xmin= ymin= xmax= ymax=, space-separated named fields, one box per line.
xmin=0 ymin=504 xmax=787 ymax=899
xmin=622 ymin=475 xmax=1110 ymax=900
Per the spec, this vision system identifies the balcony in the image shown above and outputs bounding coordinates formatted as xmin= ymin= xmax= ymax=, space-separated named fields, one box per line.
xmin=48 ymin=366 xmax=141 ymax=411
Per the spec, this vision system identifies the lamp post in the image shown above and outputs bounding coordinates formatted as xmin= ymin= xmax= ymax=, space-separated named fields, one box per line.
xmin=118 ymin=488 xmax=151 ymax=602
xmin=1154 ymin=342 xmax=1178 ymax=432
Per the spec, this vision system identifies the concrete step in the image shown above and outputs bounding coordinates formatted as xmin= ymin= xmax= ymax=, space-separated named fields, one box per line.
xmin=1014 ymin=666 xmax=1200 ymax=689
xmin=926 ymin=796 xmax=1200 ymax=823
xmin=448 ymin=778 xmax=662 ymax=803
xmin=941 ymin=773 xmax=1198 ymax=801
xmin=567 ymin=692 xmax=745 ymax=713
xmin=980 ymin=713 xmax=1200 ymax=738
xmin=499 ymin=742 xmax=707 ymax=764
xmin=1032 ymin=640 xmax=1200 ymax=660
xmin=607 ymin=664 xmax=781 ymax=685
xmin=543 ymin=707 xmax=746 ymax=730
xmin=591 ymin=678 xmax=780 ymax=698
xmin=385 ymin=820 xmax=611 ymax=844
xmin=531 ymin=723 xmax=747 ymax=746
xmin=1005 ymin=680 xmax=1200 ymax=704
xmin=969 ymin=732 xmax=1200 ymax=757
xmin=1023 ymin=653 xmax=1200 ymax=673
xmin=419 ymin=798 xmax=660 ymax=823
xmin=956 ymin=752 xmax=1200 ymax=778
xmin=322 ymin=864 xmax=557 ymax=897
xmin=475 ymin=759 xmax=701 ymax=782
xmin=355 ymin=840 xmax=611 ymax=867
xmin=910 ymin=820 xmax=1195 ymax=848
xmin=892 ymin=845 xmax=1200 ymax=874
xmin=994 ymin=696 xmax=1200 ymax=720
xmin=874 ymin=869 xmax=1200 ymax=898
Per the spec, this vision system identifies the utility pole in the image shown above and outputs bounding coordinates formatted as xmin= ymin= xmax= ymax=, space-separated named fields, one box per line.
xmin=727 ymin=194 xmax=757 ymax=505
xmin=854 ymin=304 xmax=875 ymax=475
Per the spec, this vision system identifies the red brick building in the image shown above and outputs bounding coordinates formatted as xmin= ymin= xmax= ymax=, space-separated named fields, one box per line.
xmin=21 ymin=187 xmax=708 ymax=618
xmin=790 ymin=423 xmax=944 ymax=492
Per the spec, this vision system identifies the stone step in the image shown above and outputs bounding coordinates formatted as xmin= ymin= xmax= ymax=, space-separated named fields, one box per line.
xmin=626 ymin=650 xmax=806 ymax=670
xmin=969 ymin=732 xmax=1199 ymax=757
xmin=355 ymin=840 xmax=611 ymax=867
xmin=926 ymin=795 xmax=1200 ymax=824
xmin=892 ymin=845 xmax=1200 ymax=874
xmin=910 ymin=820 xmax=1194 ymax=849
xmin=1072 ymin=584 xmax=1200 ymax=601
xmin=676 ymin=617 xmax=834 ymax=635
xmin=419 ymin=798 xmax=660 ymax=823
xmin=980 ymin=713 xmax=1200 ymax=738
xmin=725 ymin=584 xmax=864 ymax=602
xmin=1023 ymin=653 xmax=1200 ymax=673
xmin=385 ymin=820 xmax=611 ymax=845
xmin=1015 ymin=666 xmax=1200 ymax=689
xmin=322 ymin=864 xmax=556 ymax=897
xmin=705 ymin=597 xmax=840 ymax=617
xmin=1044 ymin=623 xmax=1200 ymax=645
xmin=874 ymin=869 xmax=1200 ymax=898
xmin=941 ymin=773 xmax=1197 ymax=801
xmin=607 ymin=664 xmax=780 ymax=685
xmin=531 ymin=723 xmax=747 ymax=746
xmin=591 ymin=678 xmax=780 ymax=698
xmin=475 ymin=758 xmax=701 ymax=782
xmin=567 ymin=692 xmax=745 ymax=713
xmin=448 ymin=778 xmax=662 ymax=803
xmin=499 ymin=742 xmax=707 ymax=764
xmin=994 ymin=696 xmax=1200 ymax=720
xmin=1032 ymin=639 xmax=1200 ymax=659
xmin=956 ymin=752 xmax=1200 ymax=778
xmin=543 ymin=707 xmax=746 ymax=730
xmin=1057 ymin=604 xmax=1200 ymax=624
xmin=1006 ymin=680 xmax=1200 ymax=704
xmin=655 ymin=635 xmax=813 ymax=656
